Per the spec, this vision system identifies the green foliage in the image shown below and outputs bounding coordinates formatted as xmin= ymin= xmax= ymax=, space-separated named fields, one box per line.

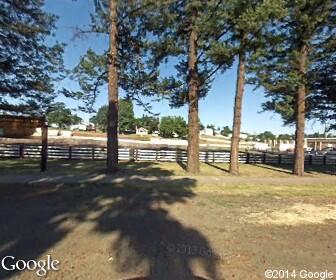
xmin=0 ymin=0 xmax=65 ymax=115
xmin=90 ymin=105 xmax=108 ymax=132
xmin=258 ymin=131 xmax=276 ymax=141
xmin=221 ymin=126 xmax=232 ymax=136
xmin=136 ymin=115 xmax=159 ymax=134
xmin=278 ymin=134 xmax=294 ymax=140
xmin=249 ymin=0 xmax=335 ymax=126
xmin=118 ymin=99 xmax=136 ymax=133
xmin=207 ymin=0 xmax=286 ymax=71
xmin=90 ymin=99 xmax=137 ymax=133
xmin=65 ymin=0 xmax=164 ymax=113
xmin=146 ymin=0 xmax=235 ymax=108
xmin=159 ymin=116 xmax=187 ymax=138
xmin=206 ymin=124 xmax=216 ymax=130
xmin=47 ymin=103 xmax=82 ymax=129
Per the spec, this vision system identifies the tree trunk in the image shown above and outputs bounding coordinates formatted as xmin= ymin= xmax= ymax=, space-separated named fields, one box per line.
xmin=229 ymin=50 xmax=246 ymax=175
xmin=293 ymin=44 xmax=308 ymax=176
xmin=107 ymin=0 xmax=119 ymax=173
xmin=187 ymin=19 xmax=200 ymax=174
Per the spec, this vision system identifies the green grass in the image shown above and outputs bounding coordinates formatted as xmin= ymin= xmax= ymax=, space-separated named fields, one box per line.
xmin=0 ymin=159 xmax=334 ymax=177
xmin=0 ymin=160 xmax=335 ymax=201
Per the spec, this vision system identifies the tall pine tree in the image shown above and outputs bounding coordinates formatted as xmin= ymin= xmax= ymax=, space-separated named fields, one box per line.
xmin=0 ymin=0 xmax=64 ymax=115
xmin=147 ymin=0 xmax=233 ymax=174
xmin=208 ymin=0 xmax=285 ymax=175
xmin=250 ymin=0 xmax=335 ymax=176
xmin=67 ymin=0 xmax=162 ymax=172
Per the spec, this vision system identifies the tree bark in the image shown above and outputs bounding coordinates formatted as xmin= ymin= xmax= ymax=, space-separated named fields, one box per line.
xmin=293 ymin=44 xmax=308 ymax=176
xmin=187 ymin=19 xmax=200 ymax=174
xmin=229 ymin=50 xmax=246 ymax=175
xmin=107 ymin=0 xmax=119 ymax=173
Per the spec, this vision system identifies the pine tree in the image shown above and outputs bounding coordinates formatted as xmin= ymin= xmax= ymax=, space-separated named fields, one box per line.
xmin=250 ymin=0 xmax=335 ymax=176
xmin=107 ymin=0 xmax=119 ymax=172
xmin=208 ymin=0 xmax=285 ymax=175
xmin=0 ymin=0 xmax=64 ymax=115
xmin=66 ymin=0 xmax=161 ymax=173
xmin=309 ymin=23 xmax=336 ymax=131
xmin=147 ymin=0 xmax=233 ymax=174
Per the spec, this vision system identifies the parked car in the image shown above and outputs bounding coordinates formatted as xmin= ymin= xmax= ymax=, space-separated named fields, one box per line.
xmin=317 ymin=147 xmax=336 ymax=156
xmin=305 ymin=149 xmax=316 ymax=155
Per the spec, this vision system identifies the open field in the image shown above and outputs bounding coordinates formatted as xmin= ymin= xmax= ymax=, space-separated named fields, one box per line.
xmin=0 ymin=159 xmax=334 ymax=177
xmin=72 ymin=131 xmax=152 ymax=141
xmin=0 ymin=160 xmax=335 ymax=279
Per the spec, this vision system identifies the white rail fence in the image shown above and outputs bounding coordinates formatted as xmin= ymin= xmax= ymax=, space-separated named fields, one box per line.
xmin=0 ymin=143 xmax=335 ymax=165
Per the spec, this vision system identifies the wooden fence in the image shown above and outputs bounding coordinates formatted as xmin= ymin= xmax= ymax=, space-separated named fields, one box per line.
xmin=0 ymin=143 xmax=335 ymax=165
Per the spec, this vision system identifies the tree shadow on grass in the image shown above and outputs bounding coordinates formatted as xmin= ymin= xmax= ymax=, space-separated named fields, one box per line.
xmin=177 ymin=160 xmax=187 ymax=171
xmin=252 ymin=163 xmax=335 ymax=176
xmin=250 ymin=164 xmax=293 ymax=175
xmin=204 ymin=163 xmax=230 ymax=173
xmin=0 ymin=160 xmax=178 ymax=177
xmin=0 ymin=166 xmax=221 ymax=279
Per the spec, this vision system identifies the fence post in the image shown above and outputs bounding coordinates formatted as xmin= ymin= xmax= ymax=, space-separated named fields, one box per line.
xmin=309 ymin=154 xmax=313 ymax=165
xmin=135 ymin=148 xmax=138 ymax=161
xmin=278 ymin=154 xmax=282 ymax=164
xmin=176 ymin=149 xmax=179 ymax=162
xmin=69 ymin=146 xmax=72 ymax=159
xmin=246 ymin=152 xmax=250 ymax=164
xmin=129 ymin=148 xmax=135 ymax=162
xmin=204 ymin=150 xmax=208 ymax=163
xmin=19 ymin=144 xmax=24 ymax=159
xmin=262 ymin=152 xmax=266 ymax=164
xmin=213 ymin=151 xmax=215 ymax=163
xmin=323 ymin=155 xmax=327 ymax=165
xmin=156 ymin=149 xmax=159 ymax=161
xmin=40 ymin=119 xmax=48 ymax=172
xmin=91 ymin=146 xmax=95 ymax=160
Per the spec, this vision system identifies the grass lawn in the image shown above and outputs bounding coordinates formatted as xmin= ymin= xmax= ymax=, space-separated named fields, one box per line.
xmin=0 ymin=159 xmax=334 ymax=177
xmin=0 ymin=159 xmax=336 ymax=279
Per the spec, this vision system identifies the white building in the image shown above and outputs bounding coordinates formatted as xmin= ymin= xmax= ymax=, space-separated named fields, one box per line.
xmin=201 ymin=128 xmax=214 ymax=136
xmin=278 ymin=143 xmax=295 ymax=152
xmin=70 ymin=123 xmax=88 ymax=131
xmin=228 ymin=133 xmax=249 ymax=139
xmin=69 ymin=122 xmax=95 ymax=131
xmin=151 ymin=130 xmax=159 ymax=137
xmin=136 ymin=127 xmax=148 ymax=136
xmin=214 ymin=129 xmax=222 ymax=136
xmin=254 ymin=142 xmax=269 ymax=151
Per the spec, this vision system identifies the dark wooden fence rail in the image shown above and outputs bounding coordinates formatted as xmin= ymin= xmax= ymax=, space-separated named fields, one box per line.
xmin=0 ymin=143 xmax=335 ymax=165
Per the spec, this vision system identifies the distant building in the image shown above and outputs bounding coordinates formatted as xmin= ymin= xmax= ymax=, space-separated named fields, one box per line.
xmin=151 ymin=130 xmax=159 ymax=137
xmin=0 ymin=115 xmax=41 ymax=138
xmin=278 ymin=143 xmax=295 ymax=152
xmin=136 ymin=127 xmax=148 ymax=136
xmin=254 ymin=142 xmax=269 ymax=151
xmin=228 ymin=133 xmax=249 ymax=139
xmin=214 ymin=129 xmax=222 ymax=136
xmin=50 ymin=123 xmax=59 ymax=129
xmin=306 ymin=138 xmax=336 ymax=151
xmin=201 ymin=128 xmax=214 ymax=136
xmin=70 ymin=123 xmax=92 ymax=131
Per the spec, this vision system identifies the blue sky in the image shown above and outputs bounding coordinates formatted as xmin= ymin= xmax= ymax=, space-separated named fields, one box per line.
xmin=44 ymin=0 xmax=325 ymax=135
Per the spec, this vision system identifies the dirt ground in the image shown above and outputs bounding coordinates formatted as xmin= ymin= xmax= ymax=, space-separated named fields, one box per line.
xmin=0 ymin=162 xmax=336 ymax=280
